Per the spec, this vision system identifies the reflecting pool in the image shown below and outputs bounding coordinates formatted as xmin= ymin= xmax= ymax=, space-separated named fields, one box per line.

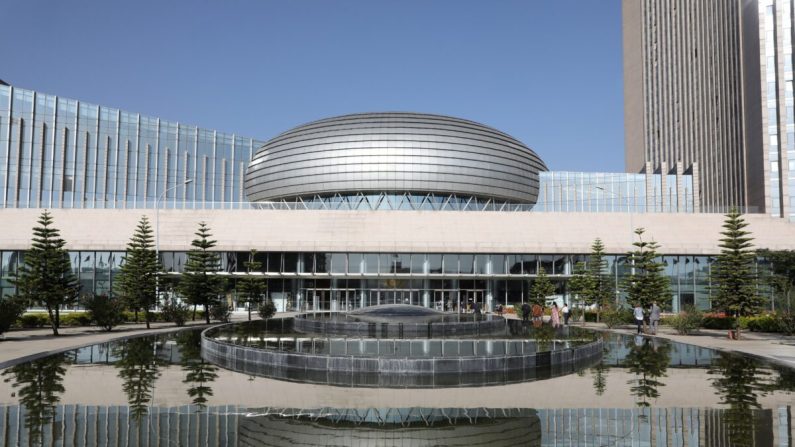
xmin=0 ymin=328 xmax=793 ymax=446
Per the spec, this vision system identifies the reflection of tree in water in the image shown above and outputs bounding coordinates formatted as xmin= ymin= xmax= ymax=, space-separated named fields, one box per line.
xmin=1 ymin=354 xmax=68 ymax=443
xmin=176 ymin=330 xmax=218 ymax=410
xmin=588 ymin=335 xmax=610 ymax=396
xmin=114 ymin=337 xmax=164 ymax=420
xmin=709 ymin=353 xmax=769 ymax=447
xmin=623 ymin=336 xmax=670 ymax=407
xmin=590 ymin=361 xmax=609 ymax=396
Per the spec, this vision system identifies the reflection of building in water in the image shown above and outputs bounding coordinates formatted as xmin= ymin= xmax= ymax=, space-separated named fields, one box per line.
xmin=0 ymin=405 xmax=789 ymax=446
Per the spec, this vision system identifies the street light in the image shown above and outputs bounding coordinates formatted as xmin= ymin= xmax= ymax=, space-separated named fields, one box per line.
xmin=155 ymin=179 xmax=193 ymax=302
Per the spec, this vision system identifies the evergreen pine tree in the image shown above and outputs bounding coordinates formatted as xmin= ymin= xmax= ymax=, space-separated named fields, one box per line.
xmin=114 ymin=216 xmax=159 ymax=329
xmin=12 ymin=210 xmax=79 ymax=335
xmin=711 ymin=209 xmax=764 ymax=329
xmin=237 ymin=249 xmax=267 ymax=321
xmin=178 ymin=222 xmax=225 ymax=324
xmin=529 ymin=266 xmax=556 ymax=306
xmin=568 ymin=261 xmax=591 ymax=322
xmin=624 ymin=228 xmax=669 ymax=311
xmin=587 ymin=238 xmax=615 ymax=316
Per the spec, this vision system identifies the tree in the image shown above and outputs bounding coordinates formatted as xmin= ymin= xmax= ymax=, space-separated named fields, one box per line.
xmin=586 ymin=238 xmax=614 ymax=319
xmin=178 ymin=222 xmax=226 ymax=324
xmin=711 ymin=210 xmax=764 ymax=333
xmin=569 ymin=239 xmax=616 ymax=323
xmin=757 ymin=249 xmax=795 ymax=314
xmin=529 ymin=266 xmax=556 ymax=306
xmin=624 ymin=228 xmax=669 ymax=311
xmin=83 ymin=294 xmax=125 ymax=331
xmin=114 ymin=216 xmax=159 ymax=329
xmin=0 ymin=296 xmax=25 ymax=336
xmin=567 ymin=261 xmax=591 ymax=323
xmin=237 ymin=249 xmax=267 ymax=321
xmin=12 ymin=211 xmax=80 ymax=336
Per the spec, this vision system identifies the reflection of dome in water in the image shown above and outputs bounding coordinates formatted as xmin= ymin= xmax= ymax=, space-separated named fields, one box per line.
xmin=239 ymin=408 xmax=542 ymax=446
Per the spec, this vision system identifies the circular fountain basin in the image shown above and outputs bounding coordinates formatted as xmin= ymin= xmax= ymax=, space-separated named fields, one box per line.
xmin=201 ymin=318 xmax=603 ymax=388
xmin=294 ymin=304 xmax=506 ymax=337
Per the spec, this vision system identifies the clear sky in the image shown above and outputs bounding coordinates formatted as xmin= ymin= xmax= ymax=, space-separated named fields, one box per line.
xmin=1 ymin=0 xmax=624 ymax=172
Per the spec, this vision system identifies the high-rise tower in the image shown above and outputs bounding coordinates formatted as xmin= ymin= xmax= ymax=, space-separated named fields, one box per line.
xmin=622 ymin=0 xmax=764 ymax=213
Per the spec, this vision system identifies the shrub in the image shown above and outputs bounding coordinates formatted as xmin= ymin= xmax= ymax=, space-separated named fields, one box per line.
xmin=0 ymin=297 xmax=25 ymax=335
xmin=701 ymin=314 xmax=737 ymax=330
xmin=210 ymin=302 xmax=232 ymax=323
xmin=19 ymin=313 xmax=50 ymax=328
xmin=741 ymin=314 xmax=789 ymax=333
xmin=780 ymin=314 xmax=795 ymax=335
xmin=59 ymin=312 xmax=92 ymax=327
xmin=583 ymin=310 xmax=599 ymax=322
xmin=161 ymin=298 xmax=190 ymax=327
xmin=258 ymin=300 xmax=277 ymax=320
xmin=602 ymin=307 xmax=633 ymax=329
xmin=668 ymin=306 xmax=703 ymax=335
xmin=83 ymin=296 xmax=125 ymax=331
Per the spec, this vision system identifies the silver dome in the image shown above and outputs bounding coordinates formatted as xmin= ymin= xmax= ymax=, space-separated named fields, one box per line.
xmin=245 ymin=112 xmax=547 ymax=204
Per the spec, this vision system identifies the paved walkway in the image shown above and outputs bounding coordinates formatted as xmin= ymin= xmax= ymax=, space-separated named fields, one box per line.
xmin=582 ymin=321 xmax=795 ymax=368
xmin=0 ymin=313 xmax=269 ymax=369
xmin=501 ymin=312 xmax=795 ymax=368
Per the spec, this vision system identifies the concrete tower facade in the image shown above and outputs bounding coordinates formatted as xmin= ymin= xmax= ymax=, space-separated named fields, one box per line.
xmin=622 ymin=0 xmax=764 ymax=213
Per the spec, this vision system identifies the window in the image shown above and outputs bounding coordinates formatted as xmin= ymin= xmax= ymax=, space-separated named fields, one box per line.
xmin=348 ymin=253 xmax=362 ymax=274
xmin=330 ymin=253 xmax=346 ymax=274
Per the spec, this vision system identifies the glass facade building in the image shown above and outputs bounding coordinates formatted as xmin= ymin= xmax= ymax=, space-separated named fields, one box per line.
xmin=0 ymin=82 xmax=780 ymax=314
xmin=535 ymin=170 xmax=696 ymax=213
xmin=1 ymin=248 xmax=773 ymax=314
xmin=0 ymin=83 xmax=265 ymax=209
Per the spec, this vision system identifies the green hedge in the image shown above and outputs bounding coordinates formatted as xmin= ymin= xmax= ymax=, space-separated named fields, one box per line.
xmin=740 ymin=314 xmax=792 ymax=333
xmin=19 ymin=313 xmax=50 ymax=328
xmin=699 ymin=313 xmax=794 ymax=334
xmin=701 ymin=315 xmax=736 ymax=330
xmin=60 ymin=312 xmax=92 ymax=327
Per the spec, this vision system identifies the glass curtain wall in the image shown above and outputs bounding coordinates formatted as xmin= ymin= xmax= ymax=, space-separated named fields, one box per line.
xmin=0 ymin=84 xmax=265 ymax=209
xmin=0 ymin=250 xmax=772 ymax=313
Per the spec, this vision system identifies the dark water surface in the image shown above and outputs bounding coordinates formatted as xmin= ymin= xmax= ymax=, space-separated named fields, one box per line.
xmin=0 ymin=326 xmax=793 ymax=446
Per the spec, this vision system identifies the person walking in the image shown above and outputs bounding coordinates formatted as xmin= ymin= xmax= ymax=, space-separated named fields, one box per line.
xmin=562 ymin=302 xmax=570 ymax=325
xmin=633 ymin=303 xmax=644 ymax=334
xmin=551 ymin=302 xmax=561 ymax=328
xmin=649 ymin=301 xmax=661 ymax=335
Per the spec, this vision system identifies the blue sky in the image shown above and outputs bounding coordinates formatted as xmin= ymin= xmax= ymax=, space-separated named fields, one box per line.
xmin=1 ymin=1 xmax=624 ymax=172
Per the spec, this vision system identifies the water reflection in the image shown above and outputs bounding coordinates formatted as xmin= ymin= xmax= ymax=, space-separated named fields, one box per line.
xmin=0 ymin=354 xmax=67 ymax=444
xmin=176 ymin=330 xmax=218 ymax=410
xmin=0 ymin=329 xmax=793 ymax=446
xmin=709 ymin=353 xmax=771 ymax=447
xmin=624 ymin=336 xmax=670 ymax=407
xmin=114 ymin=337 xmax=164 ymax=420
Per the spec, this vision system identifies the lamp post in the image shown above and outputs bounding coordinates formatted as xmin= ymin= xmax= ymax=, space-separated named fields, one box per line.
xmin=594 ymin=186 xmax=635 ymax=306
xmin=155 ymin=179 xmax=193 ymax=302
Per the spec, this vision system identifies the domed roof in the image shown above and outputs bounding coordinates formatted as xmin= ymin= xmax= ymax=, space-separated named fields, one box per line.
xmin=245 ymin=112 xmax=547 ymax=204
